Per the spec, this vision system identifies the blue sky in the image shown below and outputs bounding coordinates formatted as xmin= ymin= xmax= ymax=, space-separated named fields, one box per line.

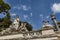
xmin=1 ymin=0 xmax=60 ymax=30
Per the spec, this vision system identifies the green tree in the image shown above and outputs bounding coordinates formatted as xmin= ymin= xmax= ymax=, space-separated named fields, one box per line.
xmin=0 ymin=0 xmax=11 ymax=30
xmin=25 ymin=22 xmax=33 ymax=31
xmin=19 ymin=21 xmax=33 ymax=31
xmin=0 ymin=0 xmax=10 ymax=13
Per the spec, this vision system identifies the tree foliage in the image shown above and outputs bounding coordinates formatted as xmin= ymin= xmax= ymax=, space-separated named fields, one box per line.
xmin=25 ymin=22 xmax=33 ymax=31
xmin=0 ymin=0 xmax=10 ymax=13
xmin=0 ymin=0 xmax=11 ymax=30
xmin=19 ymin=21 xmax=33 ymax=31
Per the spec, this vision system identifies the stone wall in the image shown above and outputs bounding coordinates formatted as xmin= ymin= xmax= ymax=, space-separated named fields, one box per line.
xmin=0 ymin=30 xmax=59 ymax=40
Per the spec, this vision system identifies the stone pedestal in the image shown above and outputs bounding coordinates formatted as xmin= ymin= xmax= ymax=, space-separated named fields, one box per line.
xmin=42 ymin=26 xmax=55 ymax=35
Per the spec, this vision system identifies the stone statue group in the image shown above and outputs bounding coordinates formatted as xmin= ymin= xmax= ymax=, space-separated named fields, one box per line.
xmin=0 ymin=16 xmax=28 ymax=35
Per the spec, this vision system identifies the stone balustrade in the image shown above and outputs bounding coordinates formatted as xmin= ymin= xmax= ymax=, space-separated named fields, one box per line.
xmin=23 ymin=30 xmax=42 ymax=38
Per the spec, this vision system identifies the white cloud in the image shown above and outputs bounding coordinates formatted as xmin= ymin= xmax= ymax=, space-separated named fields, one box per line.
xmin=22 ymin=5 xmax=31 ymax=11
xmin=40 ymin=14 xmax=44 ymax=19
xmin=40 ymin=14 xmax=43 ymax=17
xmin=46 ymin=15 xmax=50 ymax=19
xmin=12 ymin=5 xmax=31 ymax=11
xmin=12 ymin=6 xmax=21 ymax=10
xmin=10 ymin=13 xmax=16 ymax=16
xmin=52 ymin=3 xmax=60 ymax=13
xmin=23 ymin=15 xmax=28 ymax=19
xmin=30 ymin=13 xmax=33 ymax=17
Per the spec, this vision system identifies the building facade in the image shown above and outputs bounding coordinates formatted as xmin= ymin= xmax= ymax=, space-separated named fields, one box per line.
xmin=0 ymin=14 xmax=60 ymax=40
